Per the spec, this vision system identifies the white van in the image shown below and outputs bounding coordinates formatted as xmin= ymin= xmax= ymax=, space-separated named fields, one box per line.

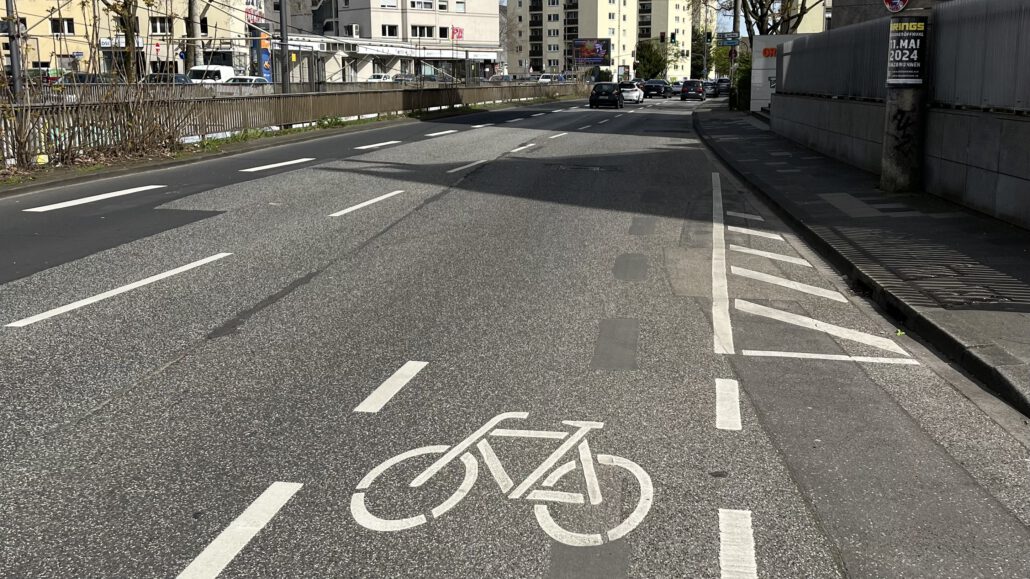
xmin=186 ymin=65 xmax=237 ymax=84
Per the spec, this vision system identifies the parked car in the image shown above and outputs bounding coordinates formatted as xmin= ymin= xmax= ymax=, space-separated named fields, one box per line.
xmin=143 ymin=73 xmax=192 ymax=85
xmin=393 ymin=73 xmax=416 ymax=82
xmin=670 ymin=81 xmax=684 ymax=95
xmin=703 ymin=81 xmax=718 ymax=97
xmin=681 ymin=79 xmax=705 ymax=101
xmin=488 ymin=74 xmax=514 ymax=82
xmin=367 ymin=73 xmax=393 ymax=83
xmin=225 ymin=76 xmax=269 ymax=84
xmin=589 ymin=82 xmax=624 ymax=108
xmin=643 ymin=79 xmax=673 ymax=98
xmin=187 ymin=65 xmax=236 ymax=84
xmin=53 ymin=72 xmax=122 ymax=85
xmin=619 ymin=81 xmax=644 ymax=104
xmin=415 ymin=74 xmax=438 ymax=82
xmin=630 ymin=77 xmax=645 ymax=85
xmin=538 ymin=73 xmax=565 ymax=84
xmin=716 ymin=78 xmax=731 ymax=96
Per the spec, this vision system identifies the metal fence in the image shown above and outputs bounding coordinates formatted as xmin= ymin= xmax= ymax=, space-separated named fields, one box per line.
xmin=1 ymin=84 xmax=586 ymax=165
xmin=776 ymin=0 xmax=1030 ymax=112
xmin=777 ymin=17 xmax=889 ymax=101
xmin=931 ymin=0 xmax=1030 ymax=111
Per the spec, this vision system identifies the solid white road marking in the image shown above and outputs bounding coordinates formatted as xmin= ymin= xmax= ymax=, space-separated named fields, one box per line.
xmin=355 ymin=141 xmax=401 ymax=150
xmin=426 ymin=129 xmax=458 ymax=137
xmin=510 ymin=144 xmax=536 ymax=153
xmin=726 ymin=211 xmax=764 ymax=221
xmin=329 ymin=190 xmax=404 ymax=217
xmin=239 ymin=158 xmax=314 ymax=173
xmin=447 ymin=160 xmax=488 ymax=173
xmin=177 ymin=482 xmax=302 ymax=579
xmin=735 ymin=299 xmax=908 ymax=355
xmin=711 ymin=173 xmax=735 ymax=355
xmin=23 ymin=185 xmax=166 ymax=212
xmin=471 ymin=123 xmax=494 ymax=128
xmin=727 ymin=226 xmax=784 ymax=241
xmin=6 ymin=253 xmax=232 ymax=327
xmin=506 ymin=117 xmax=525 ymax=123
xmin=741 ymin=350 xmax=920 ymax=365
xmin=531 ymin=113 xmax=546 ymax=117
xmin=577 ymin=125 xmax=592 ymax=130
xmin=715 ymin=379 xmax=742 ymax=431
xmin=477 ymin=439 xmax=514 ymax=492
xmin=549 ymin=132 xmax=568 ymax=139
xmin=729 ymin=245 xmax=812 ymax=267
xmin=719 ymin=509 xmax=758 ymax=579
xmin=353 ymin=361 xmax=428 ymax=413
xmin=730 ymin=266 xmax=847 ymax=302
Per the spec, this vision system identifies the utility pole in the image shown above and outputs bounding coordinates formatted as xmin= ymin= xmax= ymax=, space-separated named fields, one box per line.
xmin=279 ymin=0 xmax=291 ymax=93
xmin=4 ymin=0 xmax=23 ymax=100
xmin=186 ymin=0 xmax=199 ymax=68
xmin=732 ymin=0 xmax=739 ymax=35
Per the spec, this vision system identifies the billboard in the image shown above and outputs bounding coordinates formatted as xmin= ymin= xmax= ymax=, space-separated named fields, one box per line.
xmin=573 ymin=38 xmax=612 ymax=65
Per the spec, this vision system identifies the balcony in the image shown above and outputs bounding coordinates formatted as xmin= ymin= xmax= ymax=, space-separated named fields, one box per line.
xmin=638 ymin=27 xmax=651 ymax=38
xmin=529 ymin=34 xmax=543 ymax=42
xmin=529 ymin=1 xmax=542 ymax=12
xmin=529 ymin=50 xmax=543 ymax=57
xmin=564 ymin=1 xmax=577 ymax=8
xmin=529 ymin=18 xmax=543 ymax=26
xmin=639 ymin=4 xmax=651 ymax=14
xmin=564 ymin=18 xmax=578 ymax=25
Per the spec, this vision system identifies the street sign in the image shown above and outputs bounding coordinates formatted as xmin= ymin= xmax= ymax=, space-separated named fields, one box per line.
xmin=718 ymin=39 xmax=740 ymax=47
xmin=716 ymin=32 xmax=740 ymax=40
xmin=729 ymin=47 xmax=738 ymax=62
xmin=72 ymin=51 xmax=84 ymax=58
xmin=179 ymin=51 xmax=186 ymax=60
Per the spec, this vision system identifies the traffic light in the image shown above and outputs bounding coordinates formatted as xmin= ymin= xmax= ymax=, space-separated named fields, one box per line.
xmin=660 ymin=32 xmax=666 ymax=43
xmin=705 ymin=31 xmax=713 ymax=43
xmin=670 ymin=32 xmax=677 ymax=43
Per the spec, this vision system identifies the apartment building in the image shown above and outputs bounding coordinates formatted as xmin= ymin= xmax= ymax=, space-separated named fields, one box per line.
xmin=507 ymin=0 xmax=692 ymax=79
xmin=3 ymin=0 xmax=252 ymax=77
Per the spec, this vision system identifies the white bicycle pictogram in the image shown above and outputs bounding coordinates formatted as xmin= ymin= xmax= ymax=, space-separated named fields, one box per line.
xmin=350 ymin=412 xmax=653 ymax=547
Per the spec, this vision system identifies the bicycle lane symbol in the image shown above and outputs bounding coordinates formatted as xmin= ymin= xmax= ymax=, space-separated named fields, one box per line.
xmin=350 ymin=412 xmax=654 ymax=547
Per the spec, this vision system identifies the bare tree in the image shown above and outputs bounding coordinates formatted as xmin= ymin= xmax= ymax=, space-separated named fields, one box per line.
xmin=99 ymin=0 xmax=155 ymax=82
xmin=714 ymin=0 xmax=824 ymax=45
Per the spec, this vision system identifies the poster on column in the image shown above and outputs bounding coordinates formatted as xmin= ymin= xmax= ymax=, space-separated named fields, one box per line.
xmin=886 ymin=15 xmax=928 ymax=86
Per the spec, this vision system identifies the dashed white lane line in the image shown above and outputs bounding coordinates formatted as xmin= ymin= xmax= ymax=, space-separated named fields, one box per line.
xmin=727 ymin=226 xmax=784 ymax=241
xmin=23 ymin=185 xmax=166 ymax=212
xmin=735 ymin=299 xmax=909 ymax=355
xmin=510 ymin=144 xmax=536 ymax=153
xmin=552 ymin=109 xmax=565 ymax=113
xmin=711 ymin=173 xmax=735 ymax=355
xmin=719 ymin=509 xmax=758 ymax=579
xmin=577 ymin=125 xmax=592 ymax=130
xmin=239 ymin=158 xmax=315 ymax=173
xmin=715 ymin=379 xmax=742 ymax=431
xmin=628 ymin=110 xmax=635 ymax=113
xmin=354 ymin=361 xmax=429 ymax=413
xmin=6 ymin=253 xmax=232 ymax=327
xmin=729 ymin=245 xmax=812 ymax=267
xmin=741 ymin=350 xmax=920 ymax=365
xmin=329 ymin=190 xmax=405 ymax=217
xmin=730 ymin=266 xmax=847 ymax=302
xmin=355 ymin=140 xmax=402 ymax=150
xmin=506 ymin=117 xmax=526 ymax=123
xmin=616 ymin=114 xmax=624 ymax=118
xmin=598 ymin=119 xmax=610 ymax=124
xmin=426 ymin=129 xmax=459 ymax=137
xmin=471 ymin=123 xmax=494 ymax=128
xmin=549 ymin=132 xmax=568 ymax=139
xmin=447 ymin=160 xmax=489 ymax=173
xmin=531 ymin=112 xmax=546 ymax=117
xmin=726 ymin=211 xmax=764 ymax=221
xmin=177 ymin=482 xmax=303 ymax=579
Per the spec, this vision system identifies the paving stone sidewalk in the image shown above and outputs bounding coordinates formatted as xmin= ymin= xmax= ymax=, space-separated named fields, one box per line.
xmin=695 ymin=106 xmax=1030 ymax=416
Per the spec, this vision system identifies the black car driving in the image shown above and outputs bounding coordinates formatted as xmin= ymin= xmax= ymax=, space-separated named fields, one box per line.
xmin=681 ymin=79 xmax=706 ymax=101
xmin=643 ymin=79 xmax=673 ymax=99
xmin=589 ymin=82 xmax=624 ymax=108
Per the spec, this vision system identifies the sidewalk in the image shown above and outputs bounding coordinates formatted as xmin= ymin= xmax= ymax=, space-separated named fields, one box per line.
xmin=695 ymin=106 xmax=1030 ymax=416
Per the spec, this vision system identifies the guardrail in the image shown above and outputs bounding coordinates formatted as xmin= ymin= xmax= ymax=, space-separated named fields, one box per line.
xmin=1 ymin=83 xmax=588 ymax=167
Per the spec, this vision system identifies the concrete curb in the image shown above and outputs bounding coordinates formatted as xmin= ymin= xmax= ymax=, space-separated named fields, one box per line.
xmin=693 ymin=110 xmax=1030 ymax=417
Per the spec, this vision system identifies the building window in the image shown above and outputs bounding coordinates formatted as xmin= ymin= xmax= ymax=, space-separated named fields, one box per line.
xmin=518 ymin=59 xmax=524 ymax=66
xmin=608 ymin=12 xmax=615 ymax=19
xmin=439 ymin=26 xmax=449 ymax=38
xmin=548 ymin=43 xmax=559 ymax=51
xmin=675 ymin=16 xmax=680 ymax=22
xmin=149 ymin=17 xmax=172 ymax=35
xmin=381 ymin=24 xmax=398 ymax=36
xmin=548 ymin=0 xmax=559 ymax=4
xmin=455 ymin=0 xmax=466 ymax=12
xmin=50 ymin=18 xmax=75 ymax=35
xmin=623 ymin=14 xmax=626 ymax=21
xmin=608 ymin=27 xmax=616 ymax=35
xmin=547 ymin=14 xmax=558 ymax=21
xmin=410 ymin=0 xmax=432 ymax=9
xmin=411 ymin=25 xmax=434 ymax=37
xmin=380 ymin=0 xmax=397 ymax=6
xmin=547 ymin=59 xmax=559 ymax=66
xmin=113 ymin=16 xmax=139 ymax=32
xmin=438 ymin=1 xmax=447 ymax=9
xmin=199 ymin=17 xmax=209 ymax=35
xmin=547 ymin=29 xmax=559 ymax=37
xmin=518 ymin=30 xmax=523 ymax=37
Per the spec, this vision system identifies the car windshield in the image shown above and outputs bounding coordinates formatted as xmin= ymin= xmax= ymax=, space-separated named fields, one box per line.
xmin=187 ymin=69 xmax=222 ymax=81
xmin=225 ymin=78 xmax=250 ymax=83
xmin=619 ymin=83 xmax=637 ymax=89
xmin=593 ymin=83 xmax=617 ymax=93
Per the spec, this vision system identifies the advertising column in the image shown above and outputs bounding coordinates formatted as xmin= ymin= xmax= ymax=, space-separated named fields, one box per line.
xmin=880 ymin=2 xmax=929 ymax=192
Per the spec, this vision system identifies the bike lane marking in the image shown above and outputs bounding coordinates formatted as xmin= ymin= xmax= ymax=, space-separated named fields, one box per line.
xmin=23 ymin=185 xmax=166 ymax=212
xmin=726 ymin=211 xmax=764 ymax=221
xmin=239 ymin=158 xmax=315 ymax=173
xmin=329 ymin=190 xmax=405 ymax=217
xmin=711 ymin=173 xmax=735 ymax=354
xmin=353 ymin=360 xmax=428 ymax=413
xmin=730 ymin=266 xmax=848 ymax=303
xmin=716 ymin=379 xmax=743 ymax=431
xmin=735 ymin=299 xmax=908 ymax=355
xmin=6 ymin=253 xmax=232 ymax=327
xmin=719 ymin=509 xmax=758 ymax=579
xmin=727 ymin=226 xmax=784 ymax=241
xmin=729 ymin=245 xmax=812 ymax=268
xmin=177 ymin=482 xmax=302 ymax=579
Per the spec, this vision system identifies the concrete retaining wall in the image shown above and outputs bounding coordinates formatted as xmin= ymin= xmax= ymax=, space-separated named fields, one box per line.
xmin=770 ymin=94 xmax=884 ymax=174
xmin=925 ymin=109 xmax=1030 ymax=228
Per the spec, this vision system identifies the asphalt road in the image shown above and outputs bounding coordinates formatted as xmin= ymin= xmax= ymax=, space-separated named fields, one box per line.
xmin=2 ymin=96 xmax=1030 ymax=578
